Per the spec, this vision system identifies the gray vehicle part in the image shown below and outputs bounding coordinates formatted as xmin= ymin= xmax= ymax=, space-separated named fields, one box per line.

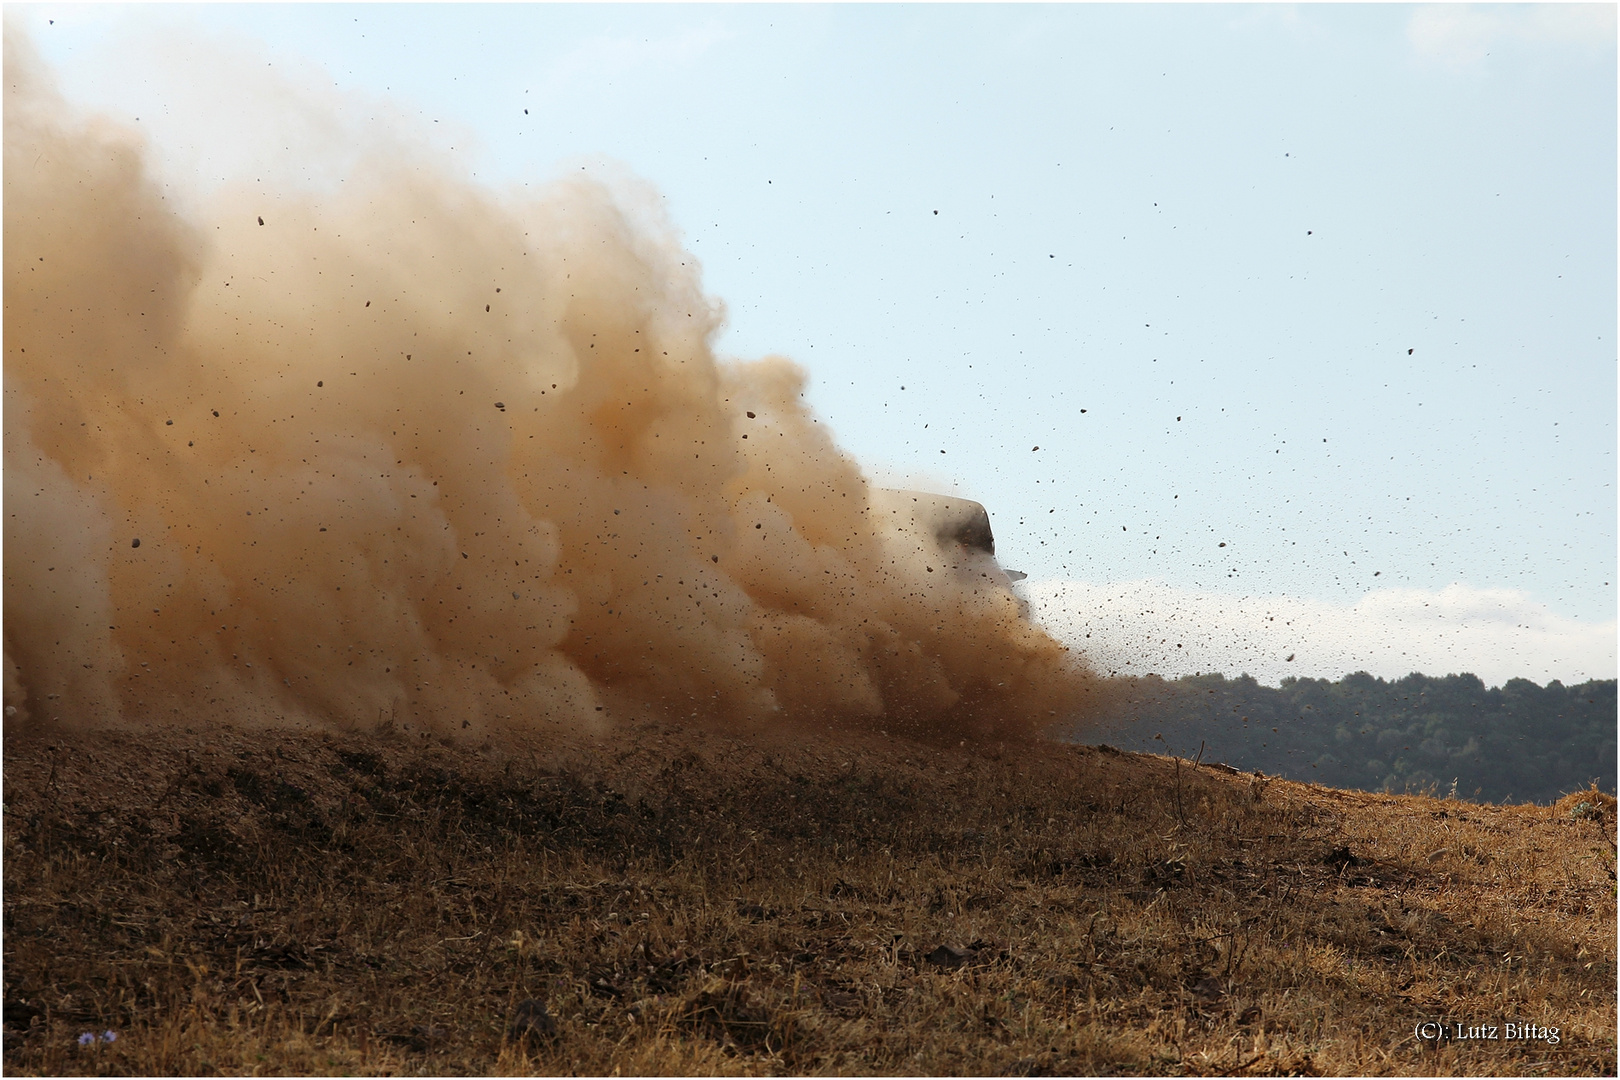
xmin=867 ymin=489 xmax=1029 ymax=613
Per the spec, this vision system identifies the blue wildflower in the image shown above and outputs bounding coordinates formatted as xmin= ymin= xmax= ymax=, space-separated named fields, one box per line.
xmin=103 ymin=1030 xmax=118 ymax=1043
xmin=77 ymin=1032 xmax=96 ymax=1047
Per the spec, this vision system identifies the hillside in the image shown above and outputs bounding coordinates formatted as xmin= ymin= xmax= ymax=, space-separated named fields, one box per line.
xmin=3 ymin=719 xmax=1615 ymax=1076
xmin=1095 ymin=673 xmax=1617 ymax=805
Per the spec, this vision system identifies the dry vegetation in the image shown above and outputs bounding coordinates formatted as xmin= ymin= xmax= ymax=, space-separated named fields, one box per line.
xmin=3 ymin=718 xmax=1614 ymax=1076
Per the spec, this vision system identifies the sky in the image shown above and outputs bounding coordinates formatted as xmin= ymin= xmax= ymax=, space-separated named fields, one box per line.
xmin=11 ymin=3 xmax=1616 ymax=687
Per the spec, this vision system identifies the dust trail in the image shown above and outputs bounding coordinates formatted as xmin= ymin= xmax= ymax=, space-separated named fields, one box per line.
xmin=3 ymin=30 xmax=1107 ymax=743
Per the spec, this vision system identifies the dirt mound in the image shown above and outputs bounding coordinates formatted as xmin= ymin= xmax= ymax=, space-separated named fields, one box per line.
xmin=4 ymin=720 xmax=1615 ymax=1075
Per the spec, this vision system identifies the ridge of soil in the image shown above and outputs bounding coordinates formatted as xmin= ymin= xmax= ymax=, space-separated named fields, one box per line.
xmin=3 ymin=720 xmax=1614 ymax=1075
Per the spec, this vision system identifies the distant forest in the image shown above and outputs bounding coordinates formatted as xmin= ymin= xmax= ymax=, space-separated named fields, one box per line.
xmin=1081 ymin=672 xmax=1616 ymax=806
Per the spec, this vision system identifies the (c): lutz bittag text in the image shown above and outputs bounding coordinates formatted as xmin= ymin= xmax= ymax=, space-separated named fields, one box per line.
xmin=1414 ymin=1021 xmax=1561 ymax=1045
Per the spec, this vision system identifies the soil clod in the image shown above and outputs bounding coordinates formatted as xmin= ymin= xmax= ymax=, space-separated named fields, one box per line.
xmin=508 ymin=999 xmax=556 ymax=1042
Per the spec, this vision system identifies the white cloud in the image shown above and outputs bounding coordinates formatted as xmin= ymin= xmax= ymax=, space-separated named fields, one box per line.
xmin=1408 ymin=4 xmax=1616 ymax=66
xmin=1027 ymin=578 xmax=1615 ymax=688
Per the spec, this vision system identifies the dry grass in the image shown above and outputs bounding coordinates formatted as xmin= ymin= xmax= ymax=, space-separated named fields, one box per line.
xmin=3 ymin=719 xmax=1614 ymax=1076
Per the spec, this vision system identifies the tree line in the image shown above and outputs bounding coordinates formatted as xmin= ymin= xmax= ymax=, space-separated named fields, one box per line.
xmin=1081 ymin=671 xmax=1616 ymax=805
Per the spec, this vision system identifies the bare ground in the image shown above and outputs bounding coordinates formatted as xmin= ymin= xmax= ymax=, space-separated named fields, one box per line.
xmin=3 ymin=718 xmax=1614 ymax=1075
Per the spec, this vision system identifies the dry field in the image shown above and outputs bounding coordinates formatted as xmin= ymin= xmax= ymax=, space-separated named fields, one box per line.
xmin=3 ymin=719 xmax=1614 ymax=1076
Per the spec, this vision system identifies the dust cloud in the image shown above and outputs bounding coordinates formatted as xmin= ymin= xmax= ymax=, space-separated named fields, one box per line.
xmin=3 ymin=31 xmax=1106 ymax=744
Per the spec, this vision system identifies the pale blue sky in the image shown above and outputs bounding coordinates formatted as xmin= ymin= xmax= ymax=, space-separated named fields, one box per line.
xmin=13 ymin=4 xmax=1616 ymax=682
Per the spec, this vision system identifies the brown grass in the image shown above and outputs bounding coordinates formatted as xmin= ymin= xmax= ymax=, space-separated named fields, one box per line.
xmin=3 ymin=719 xmax=1614 ymax=1076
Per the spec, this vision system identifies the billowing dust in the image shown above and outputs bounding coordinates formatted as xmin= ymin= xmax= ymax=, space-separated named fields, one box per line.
xmin=3 ymin=32 xmax=1106 ymax=744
